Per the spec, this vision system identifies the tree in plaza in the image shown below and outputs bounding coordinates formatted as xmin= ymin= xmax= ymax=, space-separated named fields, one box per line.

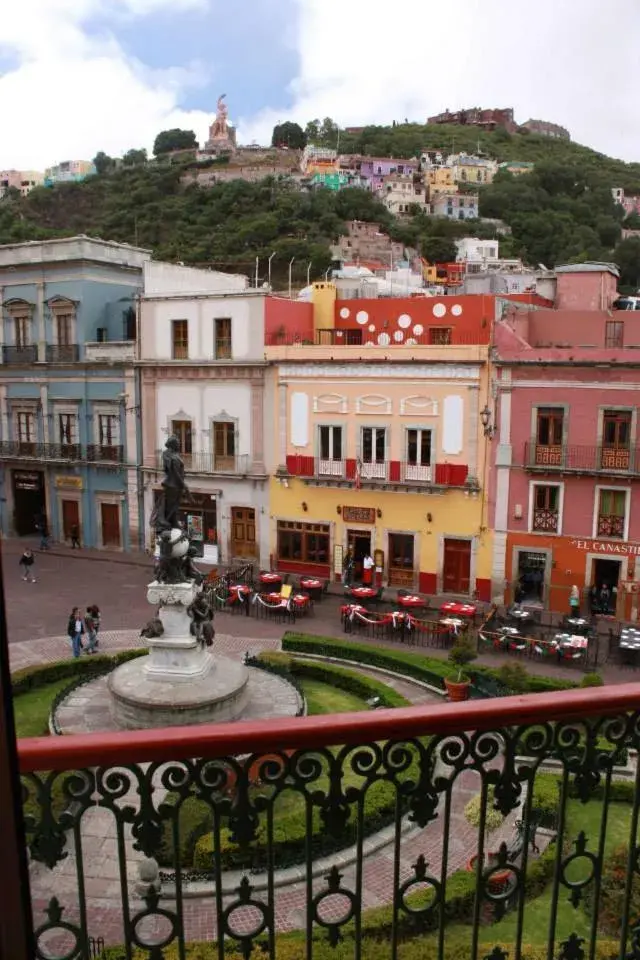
xmin=153 ymin=129 xmax=198 ymax=157
xmin=271 ymin=122 xmax=306 ymax=150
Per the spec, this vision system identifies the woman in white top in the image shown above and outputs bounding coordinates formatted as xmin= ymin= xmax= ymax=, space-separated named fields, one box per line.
xmin=362 ymin=553 xmax=374 ymax=586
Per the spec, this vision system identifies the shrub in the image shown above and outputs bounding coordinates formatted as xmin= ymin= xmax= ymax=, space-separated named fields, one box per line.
xmin=448 ymin=640 xmax=477 ymax=681
xmin=583 ymin=843 xmax=640 ymax=936
xmin=464 ymin=788 xmax=505 ymax=834
xmin=580 ymin=672 xmax=604 ymax=687
xmin=496 ymin=662 xmax=529 ymax=694
xmin=261 ymin=652 xmax=410 ymax=709
xmin=12 ymin=649 xmax=146 ymax=695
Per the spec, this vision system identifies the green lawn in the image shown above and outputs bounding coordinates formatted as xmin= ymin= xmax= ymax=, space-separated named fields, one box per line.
xmin=13 ymin=677 xmax=73 ymax=738
xmin=301 ymin=677 xmax=368 ymax=715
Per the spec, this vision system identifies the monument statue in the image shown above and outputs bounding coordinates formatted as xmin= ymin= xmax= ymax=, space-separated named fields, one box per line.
xmin=204 ymin=93 xmax=237 ymax=155
xmin=150 ymin=436 xmax=195 ymax=584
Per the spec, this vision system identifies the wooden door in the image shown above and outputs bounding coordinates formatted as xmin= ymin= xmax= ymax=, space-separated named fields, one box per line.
xmin=62 ymin=500 xmax=80 ymax=540
xmin=443 ymin=538 xmax=471 ymax=594
xmin=230 ymin=507 xmax=256 ymax=558
xmin=101 ymin=503 xmax=121 ymax=548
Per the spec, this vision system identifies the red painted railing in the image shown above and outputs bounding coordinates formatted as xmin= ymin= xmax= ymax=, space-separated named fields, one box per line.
xmin=17 ymin=684 xmax=640 ymax=772
xmin=285 ymin=455 xmax=469 ymax=487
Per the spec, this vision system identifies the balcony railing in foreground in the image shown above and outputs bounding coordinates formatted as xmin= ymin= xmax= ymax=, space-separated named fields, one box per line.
xmin=17 ymin=684 xmax=640 ymax=959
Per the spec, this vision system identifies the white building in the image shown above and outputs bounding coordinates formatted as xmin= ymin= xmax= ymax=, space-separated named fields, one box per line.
xmin=455 ymin=237 xmax=499 ymax=263
xmin=139 ymin=262 xmax=273 ymax=567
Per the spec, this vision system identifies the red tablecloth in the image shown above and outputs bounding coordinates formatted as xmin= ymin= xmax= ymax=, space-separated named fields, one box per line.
xmin=341 ymin=603 xmax=368 ymax=616
xmin=260 ymin=573 xmax=282 ymax=584
xmin=265 ymin=591 xmax=286 ymax=602
xmin=291 ymin=593 xmax=310 ymax=607
xmin=440 ymin=601 xmax=477 ymax=617
xmin=397 ymin=595 xmax=425 ymax=609
xmin=229 ymin=584 xmax=251 ymax=595
xmin=300 ymin=578 xmax=323 ymax=589
xmin=349 ymin=587 xmax=377 ymax=600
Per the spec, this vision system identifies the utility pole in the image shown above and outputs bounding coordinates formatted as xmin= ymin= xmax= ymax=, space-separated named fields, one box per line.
xmin=255 ymin=256 xmax=259 ymax=288
xmin=288 ymin=257 xmax=295 ymax=299
xmin=267 ymin=252 xmax=276 ymax=289
xmin=306 ymin=261 xmax=312 ymax=286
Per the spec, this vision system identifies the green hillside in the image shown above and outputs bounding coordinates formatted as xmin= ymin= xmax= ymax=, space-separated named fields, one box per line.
xmin=0 ymin=123 xmax=639 ymax=289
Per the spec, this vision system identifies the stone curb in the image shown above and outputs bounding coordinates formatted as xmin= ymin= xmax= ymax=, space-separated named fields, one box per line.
xmin=283 ymin=652 xmax=447 ymax=698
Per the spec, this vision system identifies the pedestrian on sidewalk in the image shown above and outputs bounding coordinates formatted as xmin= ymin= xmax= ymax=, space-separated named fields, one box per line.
xmin=569 ymin=584 xmax=580 ymax=616
xmin=70 ymin=523 xmax=81 ymax=549
xmin=67 ymin=607 xmax=84 ymax=658
xmin=19 ymin=548 xmax=36 ymax=582
xmin=84 ymin=605 xmax=101 ymax=652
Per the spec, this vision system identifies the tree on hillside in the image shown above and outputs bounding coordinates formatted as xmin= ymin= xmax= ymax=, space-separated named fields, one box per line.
xmin=318 ymin=117 xmax=339 ymax=145
xmin=614 ymin=237 xmax=640 ymax=291
xmin=271 ymin=122 xmax=306 ymax=150
xmin=420 ymin=236 xmax=457 ymax=264
xmin=305 ymin=119 xmax=320 ymax=143
xmin=624 ymin=212 xmax=640 ymax=230
xmin=122 ymin=148 xmax=148 ymax=167
xmin=153 ymin=129 xmax=198 ymax=157
xmin=93 ymin=151 xmax=116 ymax=175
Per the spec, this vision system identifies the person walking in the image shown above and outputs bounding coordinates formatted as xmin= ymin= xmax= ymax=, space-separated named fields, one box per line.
xmin=19 ymin=548 xmax=36 ymax=582
xmin=88 ymin=604 xmax=101 ymax=651
xmin=67 ymin=607 xmax=84 ymax=658
xmin=343 ymin=547 xmax=355 ymax=587
xmin=84 ymin=606 xmax=98 ymax=654
xmin=70 ymin=523 xmax=81 ymax=549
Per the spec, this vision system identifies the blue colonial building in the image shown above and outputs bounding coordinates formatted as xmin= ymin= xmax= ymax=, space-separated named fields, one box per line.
xmin=0 ymin=236 xmax=151 ymax=549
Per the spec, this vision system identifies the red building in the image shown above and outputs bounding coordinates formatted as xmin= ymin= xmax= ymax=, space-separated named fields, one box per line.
xmin=489 ymin=263 xmax=640 ymax=618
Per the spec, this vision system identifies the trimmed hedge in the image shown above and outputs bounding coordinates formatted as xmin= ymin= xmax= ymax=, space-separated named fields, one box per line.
xmin=12 ymin=648 xmax=147 ymax=694
xmin=281 ymin=632 xmax=577 ymax=695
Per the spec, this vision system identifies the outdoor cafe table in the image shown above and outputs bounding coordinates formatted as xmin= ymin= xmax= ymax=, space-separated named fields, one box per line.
xmin=440 ymin=616 xmax=464 ymax=635
xmin=228 ymin=584 xmax=251 ymax=598
xmin=299 ymin=577 xmax=323 ymax=600
xmin=348 ymin=586 xmax=378 ymax=601
xmin=565 ymin=616 xmax=590 ymax=634
xmin=396 ymin=594 xmax=426 ymax=609
xmin=440 ymin=601 xmax=477 ymax=618
xmin=259 ymin=572 xmax=282 ymax=586
xmin=554 ymin=634 xmax=588 ymax=650
xmin=509 ymin=608 xmax=532 ymax=622
xmin=620 ymin=627 xmax=640 ymax=650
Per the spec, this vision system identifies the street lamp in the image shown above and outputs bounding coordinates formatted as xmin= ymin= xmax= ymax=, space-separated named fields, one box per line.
xmin=306 ymin=261 xmax=312 ymax=286
xmin=480 ymin=404 xmax=494 ymax=438
xmin=267 ymin=252 xmax=276 ymax=289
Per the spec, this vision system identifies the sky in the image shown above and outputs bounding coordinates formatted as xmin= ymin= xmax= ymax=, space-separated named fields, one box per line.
xmin=1 ymin=0 xmax=639 ymax=171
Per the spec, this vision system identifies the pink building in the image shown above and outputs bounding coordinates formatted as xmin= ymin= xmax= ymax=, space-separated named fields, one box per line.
xmin=490 ymin=262 xmax=640 ymax=618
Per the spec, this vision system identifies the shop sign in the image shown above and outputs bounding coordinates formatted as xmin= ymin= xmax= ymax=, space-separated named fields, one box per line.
xmin=571 ymin=539 xmax=640 ymax=556
xmin=55 ymin=476 xmax=83 ymax=490
xmin=342 ymin=506 xmax=376 ymax=524
xmin=14 ymin=471 xmax=41 ymax=491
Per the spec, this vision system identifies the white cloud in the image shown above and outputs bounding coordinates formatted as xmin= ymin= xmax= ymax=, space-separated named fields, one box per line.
xmin=238 ymin=0 xmax=640 ymax=163
xmin=0 ymin=0 xmax=215 ymax=169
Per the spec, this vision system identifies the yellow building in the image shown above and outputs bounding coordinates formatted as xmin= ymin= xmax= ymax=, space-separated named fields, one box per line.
xmin=425 ymin=166 xmax=457 ymax=197
xmin=448 ymin=154 xmax=497 ymax=185
xmin=265 ymin=286 xmax=494 ymax=600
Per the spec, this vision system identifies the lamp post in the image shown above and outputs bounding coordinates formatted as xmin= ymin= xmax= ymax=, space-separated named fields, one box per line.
xmin=288 ymin=257 xmax=295 ymax=299
xmin=306 ymin=261 xmax=312 ymax=286
xmin=267 ymin=252 xmax=276 ymax=289
xmin=254 ymin=257 xmax=259 ymax=288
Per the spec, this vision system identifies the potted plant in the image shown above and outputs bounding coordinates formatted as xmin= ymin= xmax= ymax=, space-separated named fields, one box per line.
xmin=445 ymin=639 xmax=477 ymax=701
xmin=464 ymin=788 xmax=512 ymax=892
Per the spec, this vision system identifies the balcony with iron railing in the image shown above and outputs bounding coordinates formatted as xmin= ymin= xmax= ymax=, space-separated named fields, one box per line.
xmin=9 ymin=683 xmax=640 ymax=959
xmin=2 ymin=344 xmax=38 ymax=364
xmin=45 ymin=344 xmax=80 ymax=363
xmin=0 ymin=441 xmax=105 ymax=462
xmin=596 ymin=513 xmax=625 ymax=538
xmin=524 ymin=441 xmax=640 ymax=475
xmin=150 ymin=451 xmax=252 ymax=475
xmin=86 ymin=443 xmax=125 ymax=464
xmin=285 ymin=455 xmax=471 ymax=488
xmin=531 ymin=507 xmax=559 ymax=533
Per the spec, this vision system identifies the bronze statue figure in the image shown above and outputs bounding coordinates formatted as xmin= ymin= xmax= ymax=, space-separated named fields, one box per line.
xmin=150 ymin=436 xmax=188 ymax=533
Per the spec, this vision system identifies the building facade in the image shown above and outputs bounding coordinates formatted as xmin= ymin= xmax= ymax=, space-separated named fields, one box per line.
xmin=522 ymin=119 xmax=570 ymax=140
xmin=448 ymin=154 xmax=497 ymax=185
xmin=265 ymin=284 xmax=495 ymax=598
xmin=0 ymin=237 xmax=151 ymax=548
xmin=431 ymin=193 xmax=479 ymax=220
xmin=0 ymin=169 xmax=44 ymax=198
xmin=490 ymin=264 xmax=640 ymax=619
xmin=138 ymin=263 xmax=277 ymax=567
xmin=43 ymin=160 xmax=96 ymax=186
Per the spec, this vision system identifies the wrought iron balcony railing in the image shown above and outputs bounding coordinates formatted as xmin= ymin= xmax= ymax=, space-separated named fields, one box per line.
xmin=12 ymin=683 xmax=640 ymax=959
xmin=86 ymin=443 xmax=125 ymax=463
xmin=597 ymin=513 xmax=625 ymax=538
xmin=0 ymin=440 xmax=41 ymax=459
xmin=45 ymin=344 xmax=80 ymax=362
xmin=532 ymin=507 xmax=559 ymax=532
xmin=286 ymin=455 xmax=470 ymax=487
xmin=524 ymin=441 xmax=640 ymax=474
xmin=2 ymin=345 xmax=38 ymax=364
xmin=151 ymin=451 xmax=251 ymax=474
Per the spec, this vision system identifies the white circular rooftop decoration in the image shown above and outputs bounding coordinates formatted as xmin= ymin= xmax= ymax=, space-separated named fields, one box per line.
xmin=377 ymin=332 xmax=391 ymax=346
xmin=368 ymin=324 xmax=376 ymax=332
xmin=406 ymin=338 xmax=417 ymax=346
xmin=413 ymin=323 xmax=424 ymax=336
xmin=356 ymin=310 xmax=369 ymax=324
xmin=393 ymin=330 xmax=404 ymax=342
xmin=451 ymin=303 xmax=463 ymax=316
xmin=432 ymin=303 xmax=447 ymax=318
xmin=398 ymin=313 xmax=412 ymax=329
xmin=339 ymin=307 xmax=350 ymax=318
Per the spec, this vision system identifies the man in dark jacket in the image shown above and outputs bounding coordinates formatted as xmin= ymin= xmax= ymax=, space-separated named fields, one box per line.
xmin=19 ymin=549 xmax=36 ymax=582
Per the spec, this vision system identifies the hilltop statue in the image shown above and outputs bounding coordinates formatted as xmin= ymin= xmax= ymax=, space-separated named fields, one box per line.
xmin=204 ymin=93 xmax=237 ymax=155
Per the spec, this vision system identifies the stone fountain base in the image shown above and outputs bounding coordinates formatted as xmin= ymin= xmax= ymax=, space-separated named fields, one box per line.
xmin=107 ymin=655 xmax=250 ymax=730
xmin=107 ymin=579 xmax=251 ymax=730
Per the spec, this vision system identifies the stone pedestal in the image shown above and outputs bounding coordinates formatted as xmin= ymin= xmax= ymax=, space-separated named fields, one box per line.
xmin=108 ymin=580 xmax=249 ymax=730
